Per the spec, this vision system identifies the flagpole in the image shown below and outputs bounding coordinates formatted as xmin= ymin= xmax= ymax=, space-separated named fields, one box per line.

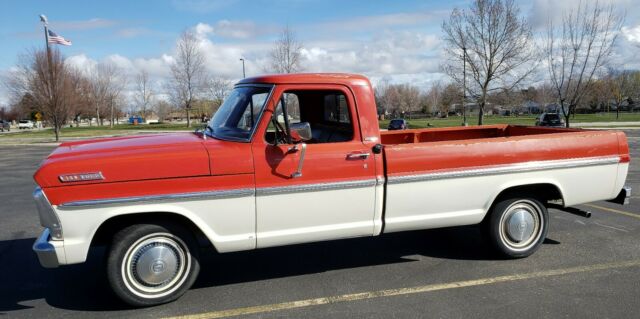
xmin=40 ymin=15 xmax=54 ymax=90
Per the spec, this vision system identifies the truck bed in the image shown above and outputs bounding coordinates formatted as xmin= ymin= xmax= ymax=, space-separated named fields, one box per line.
xmin=380 ymin=124 xmax=579 ymax=144
xmin=379 ymin=124 xmax=629 ymax=234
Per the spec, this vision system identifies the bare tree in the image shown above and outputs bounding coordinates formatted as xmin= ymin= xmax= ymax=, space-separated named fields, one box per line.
xmin=607 ymin=69 xmax=635 ymax=119
xmin=134 ymin=70 xmax=153 ymax=121
xmin=269 ymin=26 xmax=303 ymax=74
xmin=8 ymin=49 xmax=78 ymax=141
xmin=89 ymin=62 xmax=125 ymax=127
xmin=545 ymin=2 xmax=623 ymax=127
xmin=170 ymin=30 xmax=207 ymax=128
xmin=208 ymin=77 xmax=232 ymax=111
xmin=442 ymin=0 xmax=537 ymax=125
xmin=398 ymin=84 xmax=421 ymax=117
xmin=440 ymin=83 xmax=461 ymax=116
xmin=153 ymin=100 xmax=173 ymax=123
xmin=425 ymin=81 xmax=443 ymax=114
xmin=68 ymin=68 xmax=92 ymax=127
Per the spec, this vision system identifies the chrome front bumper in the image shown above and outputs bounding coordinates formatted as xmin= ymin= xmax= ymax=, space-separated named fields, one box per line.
xmin=33 ymin=228 xmax=60 ymax=268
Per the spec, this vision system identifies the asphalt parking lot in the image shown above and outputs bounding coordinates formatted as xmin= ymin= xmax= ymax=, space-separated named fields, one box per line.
xmin=1 ymin=131 xmax=639 ymax=319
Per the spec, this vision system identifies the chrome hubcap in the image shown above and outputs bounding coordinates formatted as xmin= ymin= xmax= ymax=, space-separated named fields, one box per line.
xmin=122 ymin=233 xmax=190 ymax=298
xmin=133 ymin=243 xmax=180 ymax=286
xmin=506 ymin=209 xmax=535 ymax=242
xmin=499 ymin=200 xmax=542 ymax=251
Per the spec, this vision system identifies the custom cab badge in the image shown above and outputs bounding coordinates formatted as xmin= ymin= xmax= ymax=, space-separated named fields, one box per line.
xmin=58 ymin=172 xmax=104 ymax=183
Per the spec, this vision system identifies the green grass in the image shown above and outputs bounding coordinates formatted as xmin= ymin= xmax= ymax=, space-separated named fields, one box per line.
xmin=2 ymin=113 xmax=640 ymax=141
xmin=0 ymin=123 xmax=195 ymax=139
xmin=382 ymin=113 xmax=640 ymax=129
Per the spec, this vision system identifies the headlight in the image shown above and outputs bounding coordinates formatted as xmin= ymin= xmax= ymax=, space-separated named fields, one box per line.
xmin=33 ymin=187 xmax=63 ymax=240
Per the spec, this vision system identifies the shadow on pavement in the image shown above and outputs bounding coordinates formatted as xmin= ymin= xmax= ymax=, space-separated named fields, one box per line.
xmin=0 ymin=226 xmax=562 ymax=313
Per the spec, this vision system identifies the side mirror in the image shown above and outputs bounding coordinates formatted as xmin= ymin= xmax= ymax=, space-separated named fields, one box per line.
xmin=289 ymin=122 xmax=312 ymax=144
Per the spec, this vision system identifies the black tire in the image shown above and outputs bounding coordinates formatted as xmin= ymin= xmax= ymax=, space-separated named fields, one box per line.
xmin=485 ymin=196 xmax=548 ymax=258
xmin=107 ymin=223 xmax=200 ymax=307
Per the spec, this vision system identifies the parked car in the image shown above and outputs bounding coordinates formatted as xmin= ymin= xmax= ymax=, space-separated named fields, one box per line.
xmin=0 ymin=120 xmax=10 ymax=132
xmin=535 ymin=113 xmax=565 ymax=127
xmin=31 ymin=73 xmax=630 ymax=306
xmin=388 ymin=119 xmax=408 ymax=130
xmin=18 ymin=120 xmax=34 ymax=129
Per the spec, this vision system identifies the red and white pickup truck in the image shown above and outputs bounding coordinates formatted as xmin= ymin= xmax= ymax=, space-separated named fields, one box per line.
xmin=32 ymin=73 xmax=631 ymax=306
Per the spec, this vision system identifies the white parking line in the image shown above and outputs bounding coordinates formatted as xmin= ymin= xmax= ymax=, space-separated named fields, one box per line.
xmin=584 ymin=204 xmax=640 ymax=220
xmin=164 ymin=259 xmax=640 ymax=319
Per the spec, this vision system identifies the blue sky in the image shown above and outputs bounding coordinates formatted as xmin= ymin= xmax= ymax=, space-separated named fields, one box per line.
xmin=0 ymin=0 xmax=451 ymax=70
xmin=1 ymin=0 xmax=639 ymax=105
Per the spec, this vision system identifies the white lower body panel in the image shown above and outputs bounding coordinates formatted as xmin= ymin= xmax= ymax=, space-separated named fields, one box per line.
xmin=384 ymin=163 xmax=623 ymax=233
xmin=54 ymin=195 xmax=256 ymax=265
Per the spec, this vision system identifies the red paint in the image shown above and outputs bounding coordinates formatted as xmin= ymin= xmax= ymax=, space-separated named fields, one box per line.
xmin=32 ymin=73 xmax=630 ymax=204
xmin=381 ymin=125 xmax=627 ymax=177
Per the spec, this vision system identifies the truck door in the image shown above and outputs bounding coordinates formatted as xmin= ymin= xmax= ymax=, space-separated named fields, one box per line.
xmin=251 ymin=85 xmax=378 ymax=248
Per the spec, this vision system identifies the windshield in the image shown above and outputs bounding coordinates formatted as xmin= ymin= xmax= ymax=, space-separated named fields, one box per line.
xmin=207 ymin=85 xmax=272 ymax=142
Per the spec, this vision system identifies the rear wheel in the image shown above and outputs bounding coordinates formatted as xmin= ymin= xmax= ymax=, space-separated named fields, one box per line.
xmin=107 ymin=223 xmax=200 ymax=307
xmin=485 ymin=196 xmax=548 ymax=258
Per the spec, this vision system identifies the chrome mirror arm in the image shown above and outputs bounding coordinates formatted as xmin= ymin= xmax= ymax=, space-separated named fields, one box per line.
xmin=289 ymin=142 xmax=307 ymax=178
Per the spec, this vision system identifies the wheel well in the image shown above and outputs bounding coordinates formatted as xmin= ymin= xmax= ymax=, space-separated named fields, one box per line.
xmin=481 ymin=183 xmax=562 ymax=224
xmin=493 ymin=183 xmax=564 ymax=203
xmin=90 ymin=212 xmax=212 ymax=249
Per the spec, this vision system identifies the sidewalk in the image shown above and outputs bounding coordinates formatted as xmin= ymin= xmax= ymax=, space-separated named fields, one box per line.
xmin=573 ymin=121 xmax=640 ymax=127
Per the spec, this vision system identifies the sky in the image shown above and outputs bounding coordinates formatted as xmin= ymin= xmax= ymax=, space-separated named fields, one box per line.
xmin=1 ymin=0 xmax=639 ymax=106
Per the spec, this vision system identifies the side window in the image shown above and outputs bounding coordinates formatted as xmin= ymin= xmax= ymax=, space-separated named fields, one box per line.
xmin=265 ymin=90 xmax=354 ymax=145
xmin=275 ymin=93 xmax=301 ymax=125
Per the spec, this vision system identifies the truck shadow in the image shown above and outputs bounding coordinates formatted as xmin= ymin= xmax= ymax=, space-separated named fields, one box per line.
xmin=0 ymin=227 xmax=560 ymax=313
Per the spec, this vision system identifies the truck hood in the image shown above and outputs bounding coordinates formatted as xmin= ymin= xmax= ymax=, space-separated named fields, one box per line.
xmin=34 ymin=133 xmax=212 ymax=187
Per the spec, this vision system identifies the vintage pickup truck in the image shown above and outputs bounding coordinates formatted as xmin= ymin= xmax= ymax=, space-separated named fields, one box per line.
xmin=32 ymin=73 xmax=631 ymax=306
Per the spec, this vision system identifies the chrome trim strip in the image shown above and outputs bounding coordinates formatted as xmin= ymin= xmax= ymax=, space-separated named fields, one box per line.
xmin=59 ymin=188 xmax=255 ymax=209
xmin=387 ymin=156 xmax=621 ymax=185
xmin=257 ymin=179 xmax=377 ymax=196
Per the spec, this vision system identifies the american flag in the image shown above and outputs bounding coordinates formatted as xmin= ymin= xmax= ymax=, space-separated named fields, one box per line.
xmin=47 ymin=29 xmax=72 ymax=46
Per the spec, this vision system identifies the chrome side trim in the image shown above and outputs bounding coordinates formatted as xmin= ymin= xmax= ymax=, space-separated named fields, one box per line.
xmin=387 ymin=156 xmax=621 ymax=185
xmin=257 ymin=179 xmax=377 ymax=196
xmin=59 ymin=188 xmax=255 ymax=209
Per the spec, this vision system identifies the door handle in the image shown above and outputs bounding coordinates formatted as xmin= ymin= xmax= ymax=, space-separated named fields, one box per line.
xmin=347 ymin=152 xmax=370 ymax=160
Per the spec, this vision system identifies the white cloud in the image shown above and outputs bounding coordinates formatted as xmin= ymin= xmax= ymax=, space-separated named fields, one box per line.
xmin=65 ymin=54 xmax=98 ymax=74
xmin=194 ymin=23 xmax=214 ymax=37
xmin=315 ymin=11 xmax=445 ymax=32
xmin=528 ymin=0 xmax=637 ymax=30
xmin=622 ymin=25 xmax=640 ymax=43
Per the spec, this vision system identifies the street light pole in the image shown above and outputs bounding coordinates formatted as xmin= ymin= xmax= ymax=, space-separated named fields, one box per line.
xmin=462 ymin=46 xmax=468 ymax=126
xmin=239 ymin=58 xmax=246 ymax=78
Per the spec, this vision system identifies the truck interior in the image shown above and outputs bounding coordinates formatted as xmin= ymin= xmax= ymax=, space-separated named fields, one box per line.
xmin=266 ymin=90 xmax=355 ymax=144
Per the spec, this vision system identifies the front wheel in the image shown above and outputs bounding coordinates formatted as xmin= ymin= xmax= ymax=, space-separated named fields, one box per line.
xmin=485 ymin=196 xmax=548 ymax=258
xmin=107 ymin=223 xmax=200 ymax=307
